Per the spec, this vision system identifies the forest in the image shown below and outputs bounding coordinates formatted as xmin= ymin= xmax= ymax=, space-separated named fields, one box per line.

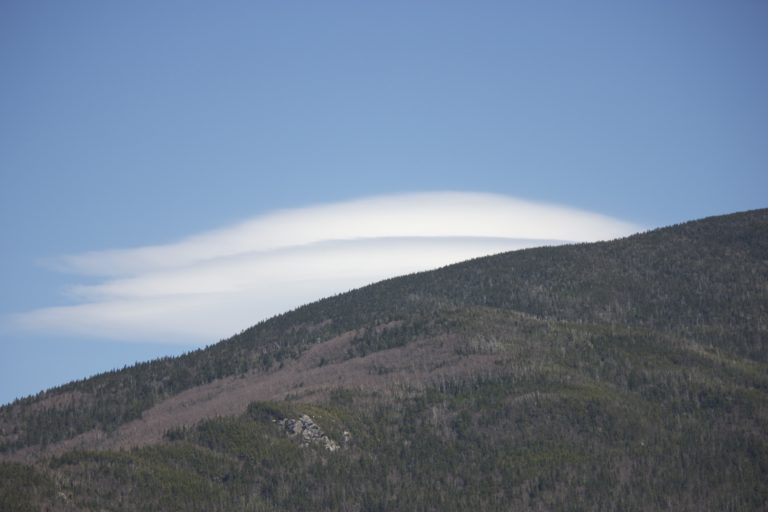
xmin=1 ymin=208 xmax=766 ymax=511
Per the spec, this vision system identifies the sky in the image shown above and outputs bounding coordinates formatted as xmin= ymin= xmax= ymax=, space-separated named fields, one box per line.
xmin=1 ymin=1 xmax=766 ymax=405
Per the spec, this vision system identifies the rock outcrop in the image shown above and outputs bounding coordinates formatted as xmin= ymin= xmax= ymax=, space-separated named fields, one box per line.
xmin=277 ymin=414 xmax=349 ymax=452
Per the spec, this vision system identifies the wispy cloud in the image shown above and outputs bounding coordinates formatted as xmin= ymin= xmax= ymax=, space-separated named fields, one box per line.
xmin=12 ymin=192 xmax=641 ymax=344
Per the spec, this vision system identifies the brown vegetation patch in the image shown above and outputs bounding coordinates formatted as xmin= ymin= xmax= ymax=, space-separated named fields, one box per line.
xmin=6 ymin=330 xmax=503 ymax=462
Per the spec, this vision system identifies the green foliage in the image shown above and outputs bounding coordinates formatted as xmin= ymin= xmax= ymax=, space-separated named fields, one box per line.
xmin=0 ymin=461 xmax=60 ymax=511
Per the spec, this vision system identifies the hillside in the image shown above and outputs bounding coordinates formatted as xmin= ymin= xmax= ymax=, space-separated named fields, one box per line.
xmin=1 ymin=208 xmax=767 ymax=511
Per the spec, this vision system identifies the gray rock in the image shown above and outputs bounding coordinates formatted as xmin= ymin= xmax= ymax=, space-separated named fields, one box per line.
xmin=277 ymin=413 xmax=348 ymax=452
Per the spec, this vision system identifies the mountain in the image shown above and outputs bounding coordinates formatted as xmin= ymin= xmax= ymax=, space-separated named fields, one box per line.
xmin=1 ymin=209 xmax=767 ymax=511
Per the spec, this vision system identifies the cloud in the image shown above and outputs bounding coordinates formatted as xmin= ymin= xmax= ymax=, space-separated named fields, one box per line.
xmin=12 ymin=192 xmax=641 ymax=344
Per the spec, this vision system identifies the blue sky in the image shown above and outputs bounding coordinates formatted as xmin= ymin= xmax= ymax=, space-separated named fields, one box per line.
xmin=1 ymin=1 xmax=766 ymax=405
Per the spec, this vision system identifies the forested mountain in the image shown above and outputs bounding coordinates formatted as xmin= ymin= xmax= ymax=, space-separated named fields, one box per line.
xmin=1 ymin=209 xmax=767 ymax=511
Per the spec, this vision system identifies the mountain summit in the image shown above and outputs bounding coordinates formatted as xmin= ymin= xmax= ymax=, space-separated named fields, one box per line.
xmin=2 ymin=209 xmax=767 ymax=511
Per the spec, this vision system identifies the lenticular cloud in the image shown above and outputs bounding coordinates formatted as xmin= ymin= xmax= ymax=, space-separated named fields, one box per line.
xmin=13 ymin=192 xmax=640 ymax=344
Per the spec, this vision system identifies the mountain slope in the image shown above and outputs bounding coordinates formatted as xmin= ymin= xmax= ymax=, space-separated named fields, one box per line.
xmin=1 ymin=208 xmax=767 ymax=511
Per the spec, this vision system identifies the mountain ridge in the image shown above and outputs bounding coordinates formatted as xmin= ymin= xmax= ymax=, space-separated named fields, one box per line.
xmin=2 ymin=208 xmax=766 ymax=453
xmin=1 ymin=208 xmax=767 ymax=510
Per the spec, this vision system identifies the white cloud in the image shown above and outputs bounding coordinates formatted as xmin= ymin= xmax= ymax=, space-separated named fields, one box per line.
xmin=12 ymin=192 xmax=641 ymax=344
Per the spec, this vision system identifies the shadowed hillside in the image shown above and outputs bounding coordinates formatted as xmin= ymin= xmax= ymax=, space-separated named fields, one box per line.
xmin=1 ymin=209 xmax=767 ymax=511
